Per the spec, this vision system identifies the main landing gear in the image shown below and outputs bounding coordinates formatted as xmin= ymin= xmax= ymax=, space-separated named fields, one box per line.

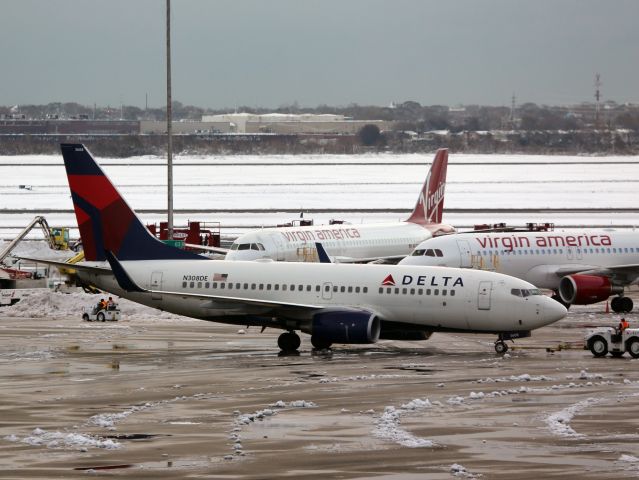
xmin=277 ymin=331 xmax=301 ymax=353
xmin=611 ymin=296 xmax=633 ymax=313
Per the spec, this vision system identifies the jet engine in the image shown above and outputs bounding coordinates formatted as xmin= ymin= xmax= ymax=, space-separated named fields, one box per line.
xmin=559 ymin=274 xmax=622 ymax=305
xmin=305 ymin=309 xmax=381 ymax=344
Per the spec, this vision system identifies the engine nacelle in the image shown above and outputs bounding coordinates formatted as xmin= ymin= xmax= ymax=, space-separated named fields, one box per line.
xmin=559 ymin=274 xmax=623 ymax=305
xmin=308 ymin=309 xmax=380 ymax=344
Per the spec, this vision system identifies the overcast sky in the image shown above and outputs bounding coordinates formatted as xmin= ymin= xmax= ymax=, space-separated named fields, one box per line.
xmin=2 ymin=0 xmax=638 ymax=109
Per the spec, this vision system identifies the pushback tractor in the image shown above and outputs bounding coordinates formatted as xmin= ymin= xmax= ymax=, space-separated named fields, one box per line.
xmin=585 ymin=327 xmax=639 ymax=358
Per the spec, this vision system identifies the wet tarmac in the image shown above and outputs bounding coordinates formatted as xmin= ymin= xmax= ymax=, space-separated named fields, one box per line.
xmin=1 ymin=300 xmax=639 ymax=479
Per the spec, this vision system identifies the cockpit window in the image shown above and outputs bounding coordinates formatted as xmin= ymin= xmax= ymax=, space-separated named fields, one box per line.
xmin=238 ymin=243 xmax=251 ymax=250
xmin=511 ymin=288 xmax=522 ymax=297
xmin=435 ymin=249 xmax=443 ymax=257
xmin=425 ymin=249 xmax=435 ymax=257
xmin=230 ymin=243 xmax=239 ymax=250
xmin=411 ymin=249 xmax=426 ymax=256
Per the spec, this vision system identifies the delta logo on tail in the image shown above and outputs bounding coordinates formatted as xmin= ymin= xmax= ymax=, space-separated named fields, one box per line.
xmin=381 ymin=274 xmax=396 ymax=286
xmin=406 ymin=149 xmax=448 ymax=225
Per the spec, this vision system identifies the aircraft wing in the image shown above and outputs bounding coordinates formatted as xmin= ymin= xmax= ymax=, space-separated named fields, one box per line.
xmin=14 ymin=256 xmax=111 ymax=274
xmin=332 ymin=254 xmax=407 ymax=264
xmin=554 ymin=264 xmax=639 ymax=286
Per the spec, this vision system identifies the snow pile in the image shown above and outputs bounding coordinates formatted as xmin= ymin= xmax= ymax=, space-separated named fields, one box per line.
xmin=0 ymin=289 xmax=188 ymax=322
xmin=450 ymin=463 xmax=481 ymax=478
xmin=476 ymin=373 xmax=552 ymax=383
xmin=619 ymin=454 xmax=639 ymax=463
xmin=271 ymin=399 xmax=316 ymax=409
xmin=373 ymin=398 xmax=436 ymax=448
xmin=318 ymin=374 xmax=405 ymax=384
xmin=4 ymin=428 xmax=120 ymax=450
xmin=545 ymin=397 xmax=602 ymax=437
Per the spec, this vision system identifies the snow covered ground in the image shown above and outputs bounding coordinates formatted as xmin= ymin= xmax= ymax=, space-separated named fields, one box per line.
xmin=1 ymin=152 xmax=638 ymax=239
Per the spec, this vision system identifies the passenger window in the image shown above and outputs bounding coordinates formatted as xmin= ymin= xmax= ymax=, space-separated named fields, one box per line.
xmin=333 ymin=286 xmax=338 ymax=292
xmin=426 ymin=289 xmax=431 ymax=295
xmin=316 ymin=285 xmax=321 ymax=292
xmin=197 ymin=282 xmax=202 ymax=288
xmin=395 ymin=288 xmax=400 ymax=294
xmin=205 ymin=282 xmax=210 ymax=288
xmin=228 ymin=283 xmax=233 ymax=290
xmin=418 ymin=289 xmax=423 ymax=295
xmin=212 ymin=282 xmax=217 ymax=289
xmin=220 ymin=283 xmax=225 ymax=289
xmin=379 ymin=287 xmax=384 ymax=294
xmin=182 ymin=281 xmax=187 ymax=288
xmin=386 ymin=288 xmax=392 ymax=294
xmin=250 ymin=284 xmax=255 ymax=289
xmin=340 ymin=286 xmax=346 ymax=293
xmin=442 ymin=289 xmax=447 ymax=296
xmin=283 ymin=285 xmax=288 ymax=291
xmin=450 ymin=290 xmax=456 ymax=296
xmin=243 ymin=283 xmax=249 ymax=289
xmin=363 ymin=287 xmax=368 ymax=293
xmin=259 ymin=284 xmax=264 ymax=290
xmin=402 ymin=288 xmax=407 ymax=294
xmin=299 ymin=284 xmax=303 ymax=291
xmin=434 ymin=289 xmax=439 ymax=295
xmin=275 ymin=284 xmax=280 ymax=291
xmin=290 ymin=284 xmax=295 ymax=291
xmin=267 ymin=284 xmax=272 ymax=290
xmin=190 ymin=281 xmax=195 ymax=288
xmin=410 ymin=288 xmax=415 ymax=295
xmin=348 ymin=286 xmax=353 ymax=293
xmin=306 ymin=285 xmax=312 ymax=292
xmin=355 ymin=287 xmax=360 ymax=293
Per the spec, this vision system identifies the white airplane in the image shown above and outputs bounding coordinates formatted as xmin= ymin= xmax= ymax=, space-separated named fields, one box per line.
xmin=23 ymin=144 xmax=566 ymax=355
xmin=400 ymin=228 xmax=639 ymax=313
xmin=224 ymin=148 xmax=455 ymax=263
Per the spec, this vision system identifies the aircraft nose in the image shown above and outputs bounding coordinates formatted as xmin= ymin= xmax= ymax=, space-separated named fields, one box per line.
xmin=542 ymin=296 xmax=567 ymax=324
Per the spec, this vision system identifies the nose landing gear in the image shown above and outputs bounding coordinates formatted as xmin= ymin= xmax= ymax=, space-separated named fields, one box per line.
xmin=494 ymin=338 xmax=508 ymax=355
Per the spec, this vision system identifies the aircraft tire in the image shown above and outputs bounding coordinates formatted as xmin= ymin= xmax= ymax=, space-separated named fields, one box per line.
xmin=277 ymin=332 xmax=300 ymax=352
xmin=627 ymin=338 xmax=639 ymax=359
xmin=588 ymin=336 xmax=608 ymax=357
xmin=311 ymin=335 xmax=332 ymax=350
xmin=621 ymin=297 xmax=633 ymax=313
xmin=494 ymin=340 xmax=508 ymax=355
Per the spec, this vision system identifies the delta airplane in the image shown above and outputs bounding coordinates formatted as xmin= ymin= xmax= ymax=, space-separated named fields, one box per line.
xmin=223 ymin=149 xmax=455 ymax=263
xmin=21 ymin=144 xmax=567 ymax=354
xmin=400 ymin=228 xmax=639 ymax=313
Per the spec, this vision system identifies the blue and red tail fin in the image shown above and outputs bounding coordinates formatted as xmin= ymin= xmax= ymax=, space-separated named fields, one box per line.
xmin=61 ymin=143 xmax=205 ymax=262
xmin=406 ymin=148 xmax=448 ymax=225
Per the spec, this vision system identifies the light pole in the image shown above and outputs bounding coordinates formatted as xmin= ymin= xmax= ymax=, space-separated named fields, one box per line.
xmin=166 ymin=0 xmax=174 ymax=240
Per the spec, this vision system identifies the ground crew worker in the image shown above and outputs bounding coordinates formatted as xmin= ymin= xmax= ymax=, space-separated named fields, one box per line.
xmin=107 ymin=296 xmax=116 ymax=310
xmin=619 ymin=318 xmax=630 ymax=332
xmin=98 ymin=298 xmax=107 ymax=310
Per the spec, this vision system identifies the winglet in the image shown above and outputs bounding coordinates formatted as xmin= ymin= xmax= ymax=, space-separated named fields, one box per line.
xmin=104 ymin=250 xmax=145 ymax=292
xmin=406 ymin=148 xmax=448 ymax=225
xmin=315 ymin=242 xmax=332 ymax=263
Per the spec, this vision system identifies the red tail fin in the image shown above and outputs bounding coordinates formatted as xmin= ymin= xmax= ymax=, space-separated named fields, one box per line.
xmin=406 ymin=148 xmax=448 ymax=225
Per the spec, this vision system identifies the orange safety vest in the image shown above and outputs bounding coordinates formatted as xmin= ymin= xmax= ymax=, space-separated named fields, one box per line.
xmin=621 ymin=320 xmax=630 ymax=330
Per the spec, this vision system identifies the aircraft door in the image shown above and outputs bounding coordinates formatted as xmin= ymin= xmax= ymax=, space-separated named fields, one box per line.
xmin=150 ymin=271 xmax=163 ymax=300
xmin=322 ymin=282 xmax=333 ymax=300
xmin=457 ymin=240 xmax=472 ymax=268
xmin=477 ymin=281 xmax=492 ymax=310
xmin=271 ymin=234 xmax=286 ymax=261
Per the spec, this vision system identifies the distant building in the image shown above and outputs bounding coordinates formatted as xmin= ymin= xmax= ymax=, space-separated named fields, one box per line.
xmin=201 ymin=113 xmax=390 ymax=134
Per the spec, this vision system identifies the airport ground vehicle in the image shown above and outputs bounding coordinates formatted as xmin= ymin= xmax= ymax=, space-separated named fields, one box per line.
xmin=81 ymin=305 xmax=120 ymax=322
xmin=584 ymin=327 xmax=639 ymax=358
